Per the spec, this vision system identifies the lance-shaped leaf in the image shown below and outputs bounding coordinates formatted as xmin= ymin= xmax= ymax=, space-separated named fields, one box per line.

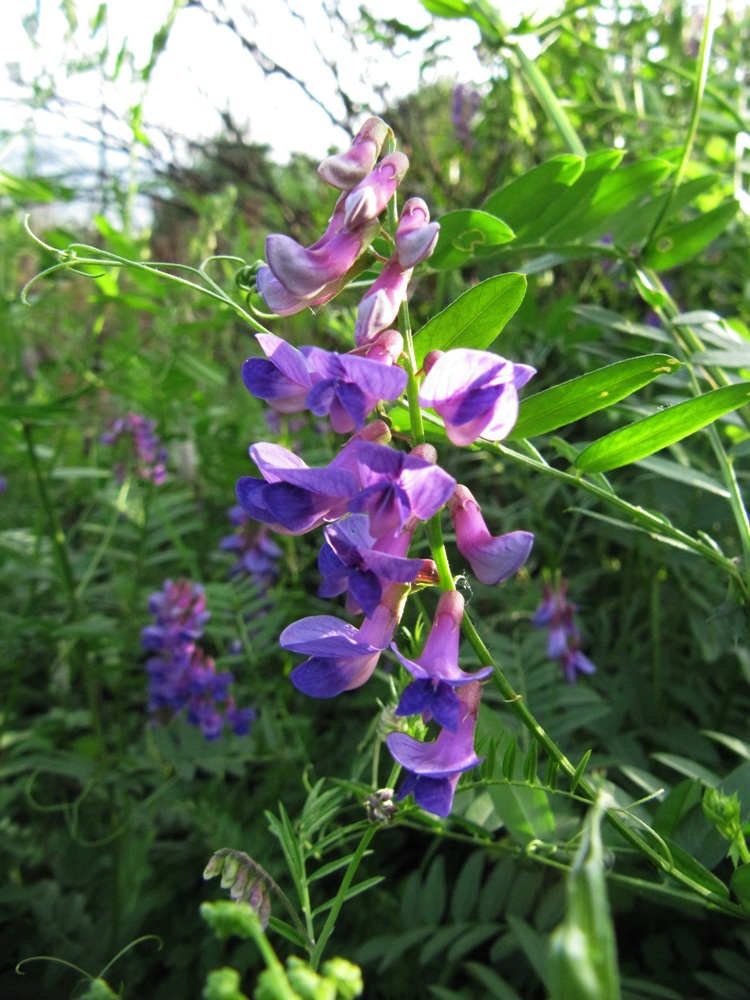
xmin=483 ymin=154 xmax=585 ymax=230
xmin=429 ymin=210 xmax=514 ymax=269
xmin=412 ymin=273 xmax=526 ymax=367
xmin=575 ymin=382 xmax=750 ymax=473
xmin=642 ymin=199 xmax=740 ymax=271
xmin=508 ymin=354 xmax=681 ymax=440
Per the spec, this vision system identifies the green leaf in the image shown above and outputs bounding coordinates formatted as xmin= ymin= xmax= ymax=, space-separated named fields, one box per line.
xmin=474 ymin=783 xmax=555 ymax=845
xmin=508 ymin=354 xmax=681 ymax=439
xmin=548 ymin=157 xmax=674 ymax=244
xmin=608 ymin=173 xmax=720 ymax=250
xmin=412 ymin=273 xmax=526 ymax=366
xmin=643 ymin=199 xmax=739 ymax=270
xmin=430 ymin=210 xmax=515 ymax=269
xmin=482 ymin=154 xmax=584 ymax=231
xmin=663 ymin=838 xmax=730 ymax=899
xmin=574 ymin=382 xmax=750 ymax=473
xmin=730 ymin=864 xmax=750 ymax=909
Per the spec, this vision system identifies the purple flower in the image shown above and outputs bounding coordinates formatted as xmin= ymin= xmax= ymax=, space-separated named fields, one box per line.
xmin=418 ymin=349 xmax=536 ymax=446
xmin=142 ymin=579 xmax=210 ymax=651
xmin=349 ymin=442 xmax=456 ymax=538
xmin=387 ymin=681 xmax=484 ymax=817
xmin=448 ymin=485 xmax=534 ymax=586
xmin=236 ymin=442 xmax=359 ymax=536
xmin=143 ymin=579 xmax=254 ymax=740
xmin=395 ymin=198 xmax=440 ymax=269
xmin=354 ymin=257 xmax=413 ymax=346
xmin=255 ymin=263 xmax=351 ymax=317
xmin=303 ymin=346 xmax=407 ymax=434
xmin=242 ymin=334 xmax=313 ymax=414
xmin=343 ymin=152 xmax=410 ymax=229
xmin=265 ymin=219 xmax=381 ymax=300
xmin=451 ymin=84 xmax=481 ymax=148
xmin=392 ymin=590 xmax=492 ymax=731
xmin=220 ymin=506 xmax=282 ymax=585
xmin=317 ymin=117 xmax=390 ymax=191
xmin=532 ymin=582 xmax=596 ymax=683
xmin=101 ymin=412 xmax=168 ymax=484
xmin=280 ymin=587 xmax=408 ymax=697
xmin=318 ymin=514 xmax=435 ymax=617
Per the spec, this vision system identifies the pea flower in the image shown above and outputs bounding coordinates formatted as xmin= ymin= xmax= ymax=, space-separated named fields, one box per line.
xmin=532 ymin=581 xmax=596 ymax=683
xmin=242 ymin=334 xmax=313 ymax=414
xmin=220 ymin=505 xmax=282 ymax=586
xmin=343 ymin=152 xmax=410 ymax=229
xmin=101 ymin=412 xmax=168 ymax=484
xmin=280 ymin=585 xmax=408 ymax=697
xmin=349 ymin=442 xmax=456 ymax=537
xmin=318 ymin=116 xmax=390 ymax=191
xmin=143 ymin=579 xmax=255 ymax=740
xmin=418 ymin=348 xmax=536 ymax=446
xmin=236 ymin=442 xmax=359 ymax=535
xmin=303 ymin=346 xmax=408 ymax=434
xmin=318 ymin=513 xmax=436 ymax=617
xmin=386 ymin=681 xmax=484 ymax=817
xmin=392 ymin=590 xmax=492 ymax=731
xmin=353 ymin=200 xmax=439 ymax=346
xmin=448 ymin=485 xmax=534 ymax=585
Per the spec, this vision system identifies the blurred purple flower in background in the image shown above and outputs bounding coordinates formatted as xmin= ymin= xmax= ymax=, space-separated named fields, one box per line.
xmin=101 ymin=412 xmax=168 ymax=484
xmin=143 ymin=578 xmax=255 ymax=739
xmin=220 ymin=505 xmax=282 ymax=587
xmin=531 ymin=581 xmax=596 ymax=683
xmin=451 ymin=84 xmax=481 ymax=149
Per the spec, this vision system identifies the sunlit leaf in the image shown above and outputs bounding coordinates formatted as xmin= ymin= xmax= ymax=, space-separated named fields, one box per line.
xmin=643 ymin=199 xmax=739 ymax=270
xmin=548 ymin=157 xmax=674 ymax=244
xmin=509 ymin=354 xmax=681 ymax=439
xmin=482 ymin=154 xmax=584 ymax=230
xmin=430 ymin=210 xmax=515 ymax=269
xmin=412 ymin=273 xmax=526 ymax=366
xmin=575 ymin=382 xmax=750 ymax=473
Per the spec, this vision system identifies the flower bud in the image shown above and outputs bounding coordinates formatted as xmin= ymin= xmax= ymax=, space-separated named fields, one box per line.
xmin=317 ymin=117 xmax=390 ymax=191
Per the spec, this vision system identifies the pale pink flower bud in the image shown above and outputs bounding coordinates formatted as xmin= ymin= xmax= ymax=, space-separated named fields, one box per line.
xmin=449 ymin=484 xmax=534 ymax=586
xmin=344 ymin=152 xmax=410 ymax=229
xmin=266 ymin=218 xmax=380 ymax=299
xmin=317 ymin=117 xmax=390 ymax=191
xmin=354 ymin=257 xmax=412 ymax=346
xmin=395 ymin=198 xmax=440 ymax=268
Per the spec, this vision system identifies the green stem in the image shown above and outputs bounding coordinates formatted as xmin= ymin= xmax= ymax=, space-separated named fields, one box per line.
xmin=309 ymin=824 xmax=377 ymax=971
xmin=644 ymin=0 xmax=716 ymax=246
xmin=508 ymin=39 xmax=586 ymax=157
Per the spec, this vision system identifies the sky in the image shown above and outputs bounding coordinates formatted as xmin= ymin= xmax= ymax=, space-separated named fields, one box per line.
xmin=0 ymin=0 xmax=501 ymax=170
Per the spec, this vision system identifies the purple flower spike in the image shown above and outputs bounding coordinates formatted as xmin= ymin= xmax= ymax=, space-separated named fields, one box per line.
xmin=418 ymin=348 xmax=536 ymax=446
xmin=266 ymin=219 xmax=380 ymax=299
xmin=282 ymin=589 xmax=407 ymax=697
xmin=387 ymin=681 xmax=484 ymax=817
xmin=242 ymin=334 xmax=314 ymax=414
xmin=343 ymin=151 xmax=410 ymax=229
xmin=318 ymin=514 xmax=431 ymax=617
xmin=317 ymin=117 xmax=390 ymax=191
xmin=532 ymin=581 xmax=596 ymax=683
xmin=349 ymin=442 xmax=456 ymax=538
xmin=354 ymin=257 xmax=412 ymax=346
xmin=304 ymin=347 xmax=407 ymax=434
xmin=393 ymin=590 xmax=492 ymax=730
xmin=395 ymin=198 xmax=440 ymax=269
xmin=236 ymin=442 xmax=358 ymax=535
xmin=449 ymin=485 xmax=534 ymax=586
